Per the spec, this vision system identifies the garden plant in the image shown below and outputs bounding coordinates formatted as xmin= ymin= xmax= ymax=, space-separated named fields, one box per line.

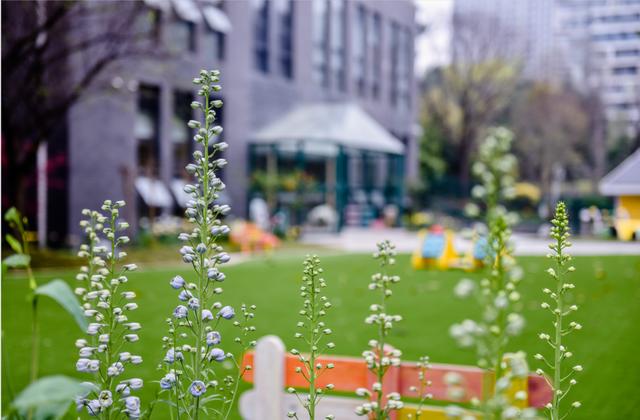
xmin=354 ymin=240 xmax=405 ymax=418
xmin=450 ymin=128 xmax=528 ymax=419
xmin=535 ymin=202 xmax=582 ymax=420
xmin=287 ymin=255 xmax=335 ymax=420
xmin=156 ymin=70 xmax=257 ymax=420
xmin=73 ymin=201 xmax=143 ymax=417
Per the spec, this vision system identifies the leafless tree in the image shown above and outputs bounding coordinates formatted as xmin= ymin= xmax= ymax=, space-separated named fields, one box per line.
xmin=2 ymin=0 xmax=160 ymax=217
xmin=422 ymin=12 xmax=523 ymax=190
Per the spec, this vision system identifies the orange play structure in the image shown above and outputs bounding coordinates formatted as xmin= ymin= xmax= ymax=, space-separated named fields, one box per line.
xmin=229 ymin=221 xmax=280 ymax=253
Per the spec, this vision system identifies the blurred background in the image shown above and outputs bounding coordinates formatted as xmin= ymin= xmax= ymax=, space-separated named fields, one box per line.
xmin=1 ymin=0 xmax=639 ymax=250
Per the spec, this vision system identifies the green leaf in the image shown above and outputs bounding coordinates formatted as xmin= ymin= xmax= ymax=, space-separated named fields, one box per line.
xmin=35 ymin=280 xmax=87 ymax=331
xmin=33 ymin=400 xmax=73 ymax=420
xmin=3 ymin=253 xmax=30 ymax=268
xmin=12 ymin=376 xmax=90 ymax=417
xmin=5 ymin=234 xmax=23 ymax=253
xmin=4 ymin=207 xmax=21 ymax=226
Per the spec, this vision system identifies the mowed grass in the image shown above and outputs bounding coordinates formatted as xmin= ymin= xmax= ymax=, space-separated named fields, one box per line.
xmin=3 ymin=254 xmax=640 ymax=419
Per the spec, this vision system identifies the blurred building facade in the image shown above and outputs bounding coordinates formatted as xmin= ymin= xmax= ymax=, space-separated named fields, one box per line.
xmin=452 ymin=0 xmax=560 ymax=81
xmin=555 ymin=0 xmax=640 ymax=137
xmin=452 ymin=0 xmax=639 ymax=137
xmin=59 ymin=0 xmax=417 ymax=243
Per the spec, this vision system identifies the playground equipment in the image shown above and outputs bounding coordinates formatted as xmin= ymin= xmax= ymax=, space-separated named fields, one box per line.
xmin=411 ymin=225 xmax=486 ymax=271
xmin=229 ymin=221 xmax=280 ymax=253
xmin=239 ymin=336 xmax=552 ymax=419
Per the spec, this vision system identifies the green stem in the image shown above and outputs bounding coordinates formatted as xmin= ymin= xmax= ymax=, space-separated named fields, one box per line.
xmin=552 ymin=237 xmax=564 ymax=420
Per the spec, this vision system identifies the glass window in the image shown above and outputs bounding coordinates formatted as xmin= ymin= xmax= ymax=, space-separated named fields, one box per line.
xmin=330 ymin=0 xmax=346 ymax=90
xmin=276 ymin=0 xmax=294 ymax=79
xmin=312 ymin=0 xmax=330 ymax=86
xmin=402 ymin=27 xmax=413 ymax=109
xmin=353 ymin=4 xmax=367 ymax=96
xmin=135 ymin=85 xmax=161 ymax=177
xmin=390 ymin=23 xmax=412 ymax=109
xmin=390 ymin=22 xmax=400 ymax=106
xmin=172 ymin=91 xmax=193 ymax=178
xmin=253 ymin=0 xmax=270 ymax=73
xmin=135 ymin=8 xmax=161 ymax=43
xmin=203 ymin=28 xmax=225 ymax=62
xmin=168 ymin=19 xmax=196 ymax=53
xmin=370 ymin=12 xmax=382 ymax=98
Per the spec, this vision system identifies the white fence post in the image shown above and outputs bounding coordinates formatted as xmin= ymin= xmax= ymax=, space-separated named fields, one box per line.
xmin=242 ymin=335 xmax=286 ymax=419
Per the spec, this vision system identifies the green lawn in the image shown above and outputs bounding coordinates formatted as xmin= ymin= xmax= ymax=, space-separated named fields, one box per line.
xmin=3 ymin=253 xmax=640 ymax=419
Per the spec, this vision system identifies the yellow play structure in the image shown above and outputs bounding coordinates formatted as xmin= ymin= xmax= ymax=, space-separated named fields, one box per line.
xmin=411 ymin=225 xmax=486 ymax=271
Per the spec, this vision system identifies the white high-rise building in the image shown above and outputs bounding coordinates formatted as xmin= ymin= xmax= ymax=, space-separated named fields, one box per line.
xmin=556 ymin=0 xmax=640 ymax=135
xmin=452 ymin=0 xmax=560 ymax=81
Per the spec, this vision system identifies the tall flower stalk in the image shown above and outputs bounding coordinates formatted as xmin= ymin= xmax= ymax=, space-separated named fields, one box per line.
xmin=158 ymin=69 xmax=256 ymax=420
xmin=355 ymin=241 xmax=403 ymax=419
xmin=288 ymin=255 xmax=336 ymax=420
xmin=73 ymin=200 xmax=143 ymax=418
xmin=450 ymin=128 xmax=524 ymax=419
xmin=535 ymin=202 xmax=582 ymax=420
xmin=408 ymin=356 xmax=432 ymax=420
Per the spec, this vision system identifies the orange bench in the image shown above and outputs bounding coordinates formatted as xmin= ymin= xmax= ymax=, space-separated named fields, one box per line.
xmin=239 ymin=336 xmax=552 ymax=419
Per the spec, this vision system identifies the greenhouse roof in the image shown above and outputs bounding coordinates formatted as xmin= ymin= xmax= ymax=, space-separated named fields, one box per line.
xmin=600 ymin=148 xmax=640 ymax=196
xmin=250 ymin=103 xmax=405 ymax=155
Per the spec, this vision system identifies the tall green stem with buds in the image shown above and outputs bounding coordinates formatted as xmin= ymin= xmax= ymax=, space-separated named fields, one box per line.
xmin=288 ymin=255 xmax=336 ymax=420
xmin=355 ymin=241 xmax=403 ymax=419
xmin=159 ymin=69 xmax=256 ymax=420
xmin=450 ymin=128 xmax=524 ymax=419
xmin=535 ymin=202 xmax=582 ymax=420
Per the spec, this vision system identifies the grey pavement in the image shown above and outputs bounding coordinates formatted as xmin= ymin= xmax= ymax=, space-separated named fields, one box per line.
xmin=300 ymin=228 xmax=640 ymax=256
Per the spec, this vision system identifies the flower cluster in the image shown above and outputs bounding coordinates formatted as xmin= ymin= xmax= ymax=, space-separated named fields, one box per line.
xmin=451 ymin=127 xmax=525 ymax=418
xmin=407 ymin=356 xmax=432 ymax=420
xmin=535 ymin=202 xmax=582 ymax=420
xmin=158 ymin=69 xmax=256 ymax=420
xmin=287 ymin=255 xmax=335 ymax=420
xmin=73 ymin=200 xmax=143 ymax=418
xmin=355 ymin=241 xmax=404 ymax=418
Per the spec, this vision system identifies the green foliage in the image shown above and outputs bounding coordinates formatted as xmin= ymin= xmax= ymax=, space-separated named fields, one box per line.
xmin=10 ymin=375 xmax=90 ymax=419
xmin=3 ymin=253 xmax=31 ymax=269
xmin=34 ymin=279 xmax=88 ymax=331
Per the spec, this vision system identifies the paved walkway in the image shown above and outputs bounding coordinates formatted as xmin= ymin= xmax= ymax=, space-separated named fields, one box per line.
xmin=300 ymin=228 xmax=640 ymax=256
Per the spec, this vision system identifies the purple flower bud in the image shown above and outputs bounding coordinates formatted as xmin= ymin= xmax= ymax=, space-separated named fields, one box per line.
xmin=217 ymin=306 xmax=234 ymax=320
xmin=189 ymin=380 xmax=207 ymax=397
xmin=207 ymin=268 xmax=225 ymax=281
xmin=160 ymin=373 xmax=175 ymax=389
xmin=124 ymin=396 xmax=140 ymax=418
xmin=178 ymin=290 xmax=193 ymax=301
xmin=164 ymin=348 xmax=183 ymax=364
xmin=209 ymin=348 xmax=226 ymax=362
xmin=188 ymin=298 xmax=200 ymax=310
xmin=216 ymin=253 xmax=230 ymax=264
xmin=170 ymin=276 xmax=185 ymax=289
xmin=196 ymin=243 xmax=207 ymax=254
xmin=179 ymin=246 xmax=194 ymax=256
xmin=202 ymin=309 xmax=214 ymax=321
xmin=206 ymin=331 xmax=221 ymax=346
xmin=173 ymin=305 xmax=188 ymax=319
xmin=128 ymin=378 xmax=143 ymax=390
xmin=87 ymin=399 xmax=101 ymax=416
